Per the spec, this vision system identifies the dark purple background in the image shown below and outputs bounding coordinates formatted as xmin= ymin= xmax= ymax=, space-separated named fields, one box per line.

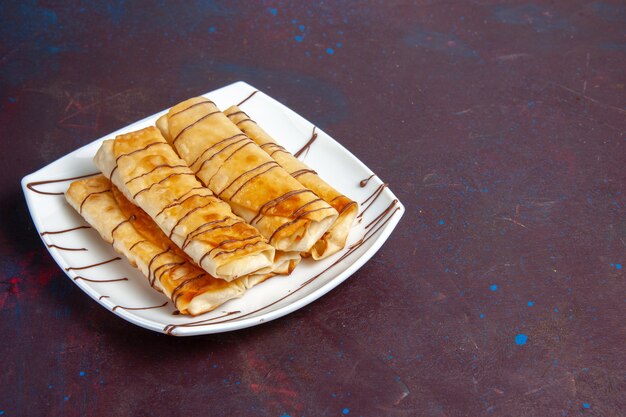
xmin=1 ymin=1 xmax=625 ymax=416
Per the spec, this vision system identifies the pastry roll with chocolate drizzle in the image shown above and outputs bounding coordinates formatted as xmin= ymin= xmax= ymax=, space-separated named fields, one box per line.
xmin=66 ymin=175 xmax=272 ymax=316
xmin=156 ymin=97 xmax=339 ymax=253
xmin=223 ymin=105 xmax=358 ymax=259
xmin=93 ymin=126 xmax=275 ymax=281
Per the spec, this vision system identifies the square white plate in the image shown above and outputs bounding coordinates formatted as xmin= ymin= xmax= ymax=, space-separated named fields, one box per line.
xmin=21 ymin=81 xmax=404 ymax=336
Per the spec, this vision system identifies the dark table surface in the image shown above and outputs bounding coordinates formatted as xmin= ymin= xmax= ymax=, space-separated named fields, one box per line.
xmin=2 ymin=1 xmax=625 ymax=416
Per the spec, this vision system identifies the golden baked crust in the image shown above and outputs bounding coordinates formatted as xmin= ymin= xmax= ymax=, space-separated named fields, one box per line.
xmin=65 ymin=175 xmax=272 ymax=316
xmin=157 ymin=98 xmax=339 ymax=253
xmin=224 ymin=105 xmax=359 ymax=259
xmin=93 ymin=126 xmax=275 ymax=281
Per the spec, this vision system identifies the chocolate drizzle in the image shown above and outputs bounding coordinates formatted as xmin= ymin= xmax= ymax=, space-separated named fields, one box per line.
xmin=195 ymin=137 xmax=254 ymax=175
xmin=46 ymin=244 xmax=87 ymax=252
xmin=132 ymin=172 xmax=195 ymax=199
xmin=294 ymin=127 xmax=318 ymax=159
xmin=154 ymin=186 xmax=207 ymax=218
xmin=26 ymin=173 xmax=99 ymax=195
xmin=169 ymin=99 xmax=215 ymax=118
xmin=357 ymin=183 xmax=388 ymax=220
xmin=189 ymin=133 xmax=247 ymax=168
xmin=161 ymin=198 xmax=400 ymax=332
xmin=359 ymin=174 xmax=376 ymax=187
xmin=291 ymin=169 xmax=317 ymax=178
xmin=147 ymin=246 xmax=172 ymax=287
xmin=250 ymin=189 xmax=316 ymax=224
xmin=112 ymin=301 xmax=169 ymax=312
xmin=40 ymin=225 xmax=91 ymax=236
xmin=223 ymin=161 xmax=280 ymax=200
xmin=172 ymin=110 xmax=221 ymax=145
xmin=74 ymin=276 xmax=128 ymax=283
xmin=98 ymin=295 xmax=110 ymax=300
xmin=163 ymin=311 xmax=241 ymax=335
xmin=111 ymin=215 xmax=135 ymax=244
xmin=79 ymin=189 xmax=111 ymax=213
xmin=125 ymin=164 xmax=187 ymax=185
xmin=237 ymin=90 xmax=259 ymax=106
xmin=65 ymin=256 xmax=121 ymax=271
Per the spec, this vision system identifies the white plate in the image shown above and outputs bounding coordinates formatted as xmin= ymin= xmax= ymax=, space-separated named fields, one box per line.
xmin=21 ymin=81 xmax=405 ymax=336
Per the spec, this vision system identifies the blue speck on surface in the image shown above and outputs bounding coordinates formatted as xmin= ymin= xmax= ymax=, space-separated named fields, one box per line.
xmin=291 ymin=19 xmax=297 ymax=23
xmin=280 ymin=415 xmax=292 ymax=417
xmin=294 ymin=35 xmax=303 ymax=42
xmin=479 ymin=313 xmax=485 ymax=318
xmin=79 ymin=371 xmax=85 ymax=377
xmin=438 ymin=219 xmax=445 ymax=225
xmin=490 ymin=284 xmax=498 ymax=291
xmin=326 ymin=47 xmax=334 ymax=54
xmin=299 ymin=24 xmax=305 ymax=31
xmin=515 ymin=333 xmax=528 ymax=345
xmin=336 ymin=42 xmax=342 ymax=47
xmin=64 ymin=395 xmax=69 ymax=401
xmin=527 ymin=301 xmax=534 ymax=306
xmin=0 ymin=411 xmax=4 ymax=415
xmin=554 ymin=307 xmax=559 ymax=312
xmin=616 ymin=263 xmax=622 ymax=269
xmin=209 ymin=26 xmax=215 ymax=33
xmin=268 ymin=8 xmax=277 ymax=16
xmin=343 ymin=408 xmax=350 ymax=415
xmin=583 ymin=403 xmax=590 ymax=409
xmin=481 ymin=187 xmax=489 ymax=192
xmin=8 ymin=97 xmax=16 ymax=103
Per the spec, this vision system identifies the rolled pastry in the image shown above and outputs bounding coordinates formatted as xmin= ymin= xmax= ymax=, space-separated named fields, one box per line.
xmin=224 ymin=105 xmax=358 ymax=259
xmin=93 ymin=126 xmax=275 ymax=281
xmin=156 ymin=97 xmax=338 ymax=253
xmin=65 ymin=175 xmax=272 ymax=316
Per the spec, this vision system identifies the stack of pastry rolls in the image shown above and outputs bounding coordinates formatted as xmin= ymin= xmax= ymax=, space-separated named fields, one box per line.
xmin=66 ymin=95 xmax=357 ymax=316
